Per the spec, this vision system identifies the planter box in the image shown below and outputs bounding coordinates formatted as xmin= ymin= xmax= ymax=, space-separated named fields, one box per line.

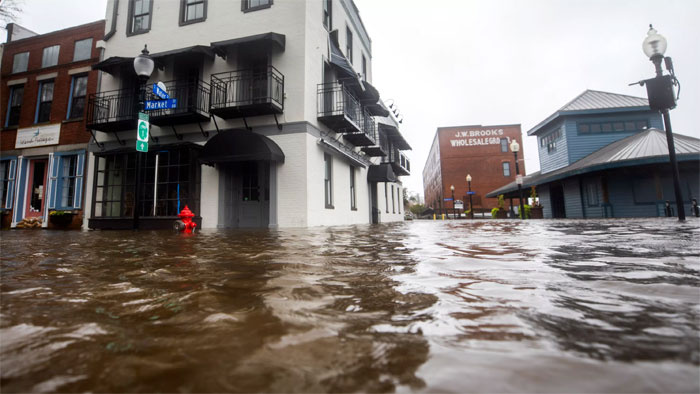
xmin=1 ymin=212 xmax=11 ymax=229
xmin=494 ymin=210 xmax=507 ymax=219
xmin=530 ymin=206 xmax=544 ymax=219
xmin=48 ymin=212 xmax=82 ymax=230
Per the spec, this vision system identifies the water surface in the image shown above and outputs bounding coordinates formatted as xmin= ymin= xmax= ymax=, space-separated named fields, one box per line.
xmin=1 ymin=219 xmax=699 ymax=392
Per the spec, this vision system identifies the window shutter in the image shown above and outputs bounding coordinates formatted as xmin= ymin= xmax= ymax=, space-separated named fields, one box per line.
xmin=48 ymin=154 xmax=60 ymax=210
xmin=5 ymin=159 xmax=17 ymax=209
xmin=73 ymin=152 xmax=86 ymax=209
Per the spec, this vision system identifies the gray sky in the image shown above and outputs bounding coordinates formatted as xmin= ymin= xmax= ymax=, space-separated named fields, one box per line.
xmin=4 ymin=0 xmax=699 ymax=198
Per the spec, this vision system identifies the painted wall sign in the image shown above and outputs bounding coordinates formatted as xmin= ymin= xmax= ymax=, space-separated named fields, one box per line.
xmin=450 ymin=128 xmax=508 ymax=147
xmin=15 ymin=124 xmax=60 ymax=149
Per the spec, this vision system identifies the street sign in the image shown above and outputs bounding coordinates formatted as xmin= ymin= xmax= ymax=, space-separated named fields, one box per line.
xmin=516 ymin=174 xmax=523 ymax=185
xmin=144 ymin=99 xmax=178 ymax=110
xmin=467 ymin=191 xmax=476 ymax=195
xmin=455 ymin=203 xmax=464 ymax=210
xmin=444 ymin=198 xmax=453 ymax=201
xmin=153 ymin=83 xmax=169 ymax=99
xmin=136 ymin=140 xmax=148 ymax=152
xmin=137 ymin=112 xmax=149 ymax=142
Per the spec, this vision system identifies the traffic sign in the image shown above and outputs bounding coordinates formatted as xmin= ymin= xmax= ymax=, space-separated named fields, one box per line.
xmin=137 ymin=112 xmax=149 ymax=142
xmin=455 ymin=202 xmax=464 ymax=210
xmin=467 ymin=191 xmax=476 ymax=195
xmin=153 ymin=83 xmax=169 ymax=99
xmin=136 ymin=140 xmax=148 ymax=152
xmin=144 ymin=99 xmax=178 ymax=110
xmin=444 ymin=198 xmax=453 ymax=201
xmin=516 ymin=174 xmax=523 ymax=185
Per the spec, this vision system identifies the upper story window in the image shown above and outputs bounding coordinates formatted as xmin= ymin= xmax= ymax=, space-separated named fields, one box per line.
xmin=181 ymin=0 xmax=206 ymax=24
xmin=361 ymin=55 xmax=366 ymax=81
xmin=346 ymin=27 xmax=353 ymax=62
xmin=68 ymin=75 xmax=88 ymax=119
xmin=540 ymin=128 xmax=562 ymax=153
xmin=324 ymin=153 xmax=333 ymax=209
xmin=128 ymin=0 xmax=153 ymax=36
xmin=5 ymin=85 xmax=24 ymax=127
xmin=42 ymin=45 xmax=60 ymax=68
xmin=35 ymin=81 xmax=54 ymax=123
xmin=12 ymin=52 xmax=29 ymax=73
xmin=73 ymin=38 xmax=93 ymax=62
xmin=500 ymin=138 xmax=508 ymax=152
xmin=502 ymin=162 xmax=511 ymax=177
xmin=323 ymin=0 xmax=332 ymax=30
xmin=577 ymin=120 xmax=648 ymax=134
xmin=242 ymin=0 xmax=272 ymax=12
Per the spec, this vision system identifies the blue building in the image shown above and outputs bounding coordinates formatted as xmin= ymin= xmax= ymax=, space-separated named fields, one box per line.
xmin=487 ymin=90 xmax=700 ymax=218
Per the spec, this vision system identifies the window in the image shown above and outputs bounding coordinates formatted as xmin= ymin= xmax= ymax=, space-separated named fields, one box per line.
xmin=42 ymin=45 xmax=60 ymax=68
xmin=12 ymin=52 xmax=29 ymax=73
xmin=385 ymin=183 xmax=388 ymax=213
xmin=59 ymin=156 xmax=78 ymax=208
xmin=585 ymin=180 xmax=599 ymax=207
xmin=540 ymin=128 xmax=561 ymax=153
xmin=68 ymin=75 xmax=88 ymax=119
xmin=361 ymin=55 xmax=366 ymax=81
xmin=346 ymin=27 xmax=353 ymax=62
xmin=0 ymin=160 xmax=14 ymax=209
xmin=242 ymin=0 xmax=272 ymax=12
xmin=181 ymin=0 xmax=206 ymax=24
xmin=73 ymin=38 xmax=93 ymax=62
xmin=241 ymin=162 xmax=259 ymax=202
xmin=128 ymin=0 xmax=153 ymax=35
xmin=397 ymin=187 xmax=401 ymax=214
xmin=502 ymin=162 xmax=511 ymax=177
xmin=350 ymin=166 xmax=356 ymax=210
xmin=5 ymin=85 xmax=23 ymax=127
xmin=323 ymin=0 xmax=331 ymax=30
xmin=391 ymin=185 xmax=395 ymax=213
xmin=35 ymin=81 xmax=54 ymax=123
xmin=578 ymin=120 xmax=649 ymax=134
xmin=500 ymin=138 xmax=508 ymax=153
xmin=324 ymin=153 xmax=333 ymax=208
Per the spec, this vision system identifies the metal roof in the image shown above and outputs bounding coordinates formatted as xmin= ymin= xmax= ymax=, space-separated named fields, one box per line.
xmin=527 ymin=90 xmax=650 ymax=136
xmin=486 ymin=129 xmax=700 ymax=197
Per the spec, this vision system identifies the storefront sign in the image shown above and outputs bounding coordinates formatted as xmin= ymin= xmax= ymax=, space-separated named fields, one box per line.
xmin=15 ymin=124 xmax=60 ymax=149
xmin=450 ymin=128 xmax=507 ymax=147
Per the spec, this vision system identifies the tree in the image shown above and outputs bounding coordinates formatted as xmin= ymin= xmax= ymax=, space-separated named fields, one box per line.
xmin=0 ymin=0 xmax=23 ymax=28
xmin=409 ymin=204 xmax=425 ymax=216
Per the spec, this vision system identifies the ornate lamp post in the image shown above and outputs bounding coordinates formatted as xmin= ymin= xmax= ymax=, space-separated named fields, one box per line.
xmin=450 ymin=185 xmax=456 ymax=219
xmin=638 ymin=25 xmax=685 ymax=221
xmin=466 ymin=174 xmax=473 ymax=219
xmin=510 ymin=139 xmax=524 ymax=220
xmin=132 ymin=45 xmax=154 ymax=229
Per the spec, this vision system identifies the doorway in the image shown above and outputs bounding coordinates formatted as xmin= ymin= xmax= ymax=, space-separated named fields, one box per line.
xmin=25 ymin=159 xmax=48 ymax=218
xmin=549 ymin=183 xmax=566 ymax=218
xmin=220 ymin=161 xmax=270 ymax=228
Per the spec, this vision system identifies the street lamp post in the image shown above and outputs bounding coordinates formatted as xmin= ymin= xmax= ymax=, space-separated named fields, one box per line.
xmin=466 ymin=174 xmax=473 ymax=219
xmin=638 ymin=25 xmax=685 ymax=221
xmin=132 ymin=45 xmax=155 ymax=229
xmin=510 ymin=139 xmax=524 ymax=220
xmin=450 ymin=185 xmax=456 ymax=219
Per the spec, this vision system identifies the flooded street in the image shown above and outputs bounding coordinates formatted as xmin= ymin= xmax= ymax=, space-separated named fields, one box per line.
xmin=1 ymin=219 xmax=699 ymax=393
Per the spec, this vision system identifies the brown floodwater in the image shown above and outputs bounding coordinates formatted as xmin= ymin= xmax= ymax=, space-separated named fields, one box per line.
xmin=1 ymin=218 xmax=699 ymax=393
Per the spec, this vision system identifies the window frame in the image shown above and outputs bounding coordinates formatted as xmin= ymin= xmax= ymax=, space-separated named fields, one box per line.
xmin=0 ymin=160 xmax=12 ymax=210
xmin=346 ymin=26 xmax=353 ymax=63
xmin=41 ymin=45 xmax=60 ymax=68
xmin=5 ymin=85 xmax=24 ymax=127
xmin=127 ymin=0 xmax=154 ymax=37
xmin=67 ymin=74 xmax=89 ymax=120
xmin=324 ymin=153 xmax=334 ymax=209
xmin=500 ymin=138 xmax=508 ymax=153
xmin=385 ymin=182 xmax=389 ymax=213
xmin=241 ymin=0 xmax=272 ymax=13
xmin=73 ymin=38 xmax=93 ymax=62
xmin=361 ymin=54 xmax=366 ymax=81
xmin=180 ymin=0 xmax=207 ymax=25
xmin=12 ymin=52 xmax=29 ymax=74
xmin=349 ymin=166 xmax=356 ymax=210
xmin=391 ymin=185 xmax=395 ymax=213
xmin=502 ymin=161 xmax=511 ymax=177
xmin=35 ymin=80 xmax=55 ymax=124
xmin=323 ymin=0 xmax=332 ymax=30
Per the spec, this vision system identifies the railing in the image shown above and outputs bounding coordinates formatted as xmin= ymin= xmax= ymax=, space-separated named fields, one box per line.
xmin=86 ymin=88 xmax=138 ymax=128
xmin=210 ymin=66 xmax=284 ymax=111
xmin=361 ymin=109 xmax=377 ymax=143
xmin=147 ymin=78 xmax=210 ymax=119
xmin=317 ymin=82 xmax=362 ymax=127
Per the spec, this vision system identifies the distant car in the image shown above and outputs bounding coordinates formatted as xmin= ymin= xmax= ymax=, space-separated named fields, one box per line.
xmin=404 ymin=212 xmax=414 ymax=221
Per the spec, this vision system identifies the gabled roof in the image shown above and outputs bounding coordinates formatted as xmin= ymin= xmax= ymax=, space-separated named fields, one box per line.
xmin=486 ymin=129 xmax=700 ymax=197
xmin=527 ymin=90 xmax=650 ymax=136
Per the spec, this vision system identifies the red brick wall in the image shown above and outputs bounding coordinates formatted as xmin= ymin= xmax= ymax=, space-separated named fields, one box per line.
xmin=424 ymin=124 xmax=525 ymax=212
xmin=0 ymin=20 xmax=105 ymax=151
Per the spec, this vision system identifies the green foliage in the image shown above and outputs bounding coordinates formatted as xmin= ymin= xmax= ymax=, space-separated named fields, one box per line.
xmin=410 ymin=204 xmax=425 ymax=215
xmin=519 ymin=204 xmax=532 ymax=219
xmin=49 ymin=210 xmax=74 ymax=216
xmin=491 ymin=207 xmax=500 ymax=217
xmin=497 ymin=194 xmax=505 ymax=209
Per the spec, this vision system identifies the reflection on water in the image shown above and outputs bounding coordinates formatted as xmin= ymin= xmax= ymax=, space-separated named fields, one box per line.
xmin=1 ymin=219 xmax=698 ymax=392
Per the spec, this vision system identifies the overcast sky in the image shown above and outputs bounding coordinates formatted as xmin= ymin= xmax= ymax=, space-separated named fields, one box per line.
xmin=3 ymin=0 xmax=699 ymax=198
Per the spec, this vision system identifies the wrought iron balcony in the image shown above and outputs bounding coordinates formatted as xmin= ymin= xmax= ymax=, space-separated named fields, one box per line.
xmin=344 ymin=109 xmax=376 ymax=147
xmin=86 ymin=88 xmax=138 ymax=132
xmin=361 ymin=124 xmax=388 ymax=157
xmin=210 ymin=66 xmax=284 ymax=119
xmin=387 ymin=147 xmax=410 ymax=176
xmin=148 ymin=79 xmax=211 ymax=126
xmin=317 ymin=82 xmax=362 ymax=134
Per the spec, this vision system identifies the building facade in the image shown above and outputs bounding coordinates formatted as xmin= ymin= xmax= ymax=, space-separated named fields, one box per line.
xmin=423 ymin=124 xmax=523 ymax=214
xmin=487 ymin=90 xmax=700 ymax=218
xmin=83 ymin=0 xmax=410 ymax=229
xmin=0 ymin=21 xmax=105 ymax=229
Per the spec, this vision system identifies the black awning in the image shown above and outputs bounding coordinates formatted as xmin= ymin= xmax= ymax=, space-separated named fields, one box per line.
xmin=317 ymin=138 xmax=368 ymax=168
xmin=378 ymin=123 xmax=412 ymax=150
xmin=367 ymin=163 xmax=396 ymax=183
xmin=211 ymin=32 xmax=286 ymax=58
xmin=200 ymin=130 xmax=285 ymax=165
xmin=364 ymin=102 xmax=390 ymax=117
xmin=151 ymin=45 xmax=215 ymax=61
xmin=92 ymin=56 xmax=133 ymax=75
xmin=330 ymin=39 xmax=356 ymax=80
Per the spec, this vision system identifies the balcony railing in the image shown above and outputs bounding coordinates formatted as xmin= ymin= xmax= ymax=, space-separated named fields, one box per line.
xmin=387 ymin=147 xmax=410 ymax=176
xmin=148 ymin=78 xmax=211 ymax=126
xmin=317 ymin=82 xmax=362 ymax=134
xmin=210 ymin=66 xmax=284 ymax=119
xmin=344 ymin=109 xmax=376 ymax=147
xmin=86 ymin=88 xmax=138 ymax=132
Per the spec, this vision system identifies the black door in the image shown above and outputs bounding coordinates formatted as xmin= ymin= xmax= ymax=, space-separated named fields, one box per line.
xmin=550 ymin=183 xmax=566 ymax=218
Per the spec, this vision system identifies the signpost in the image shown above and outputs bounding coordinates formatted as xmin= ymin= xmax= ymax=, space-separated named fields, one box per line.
xmin=136 ymin=112 xmax=149 ymax=152
xmin=454 ymin=200 xmax=464 ymax=210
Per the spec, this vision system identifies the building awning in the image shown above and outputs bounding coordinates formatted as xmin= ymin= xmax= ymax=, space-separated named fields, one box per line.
xmin=199 ymin=130 xmax=285 ymax=165
xmin=92 ymin=56 xmax=133 ymax=75
xmin=378 ymin=123 xmax=411 ymax=150
xmin=317 ymin=138 xmax=368 ymax=168
xmin=151 ymin=45 xmax=215 ymax=61
xmin=211 ymin=32 xmax=286 ymax=58
xmin=367 ymin=163 xmax=396 ymax=183
xmin=364 ymin=102 xmax=390 ymax=117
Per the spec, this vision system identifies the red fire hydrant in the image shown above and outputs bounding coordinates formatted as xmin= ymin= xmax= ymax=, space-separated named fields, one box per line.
xmin=175 ymin=205 xmax=197 ymax=233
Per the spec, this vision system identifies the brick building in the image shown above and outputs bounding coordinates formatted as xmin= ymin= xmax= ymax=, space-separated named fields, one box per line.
xmin=423 ymin=124 xmax=524 ymax=215
xmin=0 ymin=20 xmax=105 ymax=228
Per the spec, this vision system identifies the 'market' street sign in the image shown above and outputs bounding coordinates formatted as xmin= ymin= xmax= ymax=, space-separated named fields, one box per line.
xmin=144 ymin=99 xmax=177 ymax=110
xmin=136 ymin=112 xmax=149 ymax=152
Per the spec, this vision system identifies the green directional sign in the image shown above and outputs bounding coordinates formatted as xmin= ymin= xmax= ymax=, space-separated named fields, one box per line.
xmin=137 ymin=112 xmax=149 ymax=143
xmin=136 ymin=140 xmax=148 ymax=152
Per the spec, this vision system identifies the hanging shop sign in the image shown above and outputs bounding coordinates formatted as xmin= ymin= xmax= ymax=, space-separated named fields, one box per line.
xmin=15 ymin=124 xmax=60 ymax=149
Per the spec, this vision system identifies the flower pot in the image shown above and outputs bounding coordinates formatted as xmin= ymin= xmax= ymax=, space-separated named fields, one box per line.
xmin=530 ymin=206 xmax=543 ymax=219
